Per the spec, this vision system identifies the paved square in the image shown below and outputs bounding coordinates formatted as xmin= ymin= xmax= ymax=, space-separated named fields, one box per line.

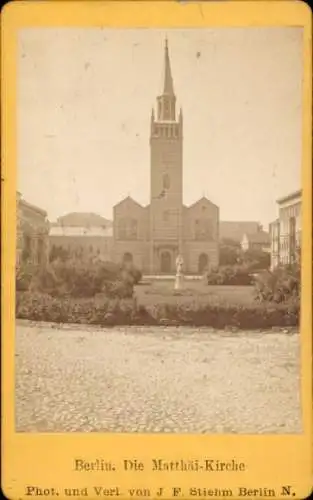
xmin=15 ymin=322 xmax=302 ymax=433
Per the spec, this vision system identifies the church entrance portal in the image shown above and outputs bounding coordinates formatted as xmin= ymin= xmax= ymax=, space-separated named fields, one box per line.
xmin=160 ymin=251 xmax=172 ymax=274
xmin=198 ymin=253 xmax=209 ymax=274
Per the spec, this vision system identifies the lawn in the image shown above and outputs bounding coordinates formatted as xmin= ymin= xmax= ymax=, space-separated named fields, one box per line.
xmin=134 ymin=279 xmax=255 ymax=307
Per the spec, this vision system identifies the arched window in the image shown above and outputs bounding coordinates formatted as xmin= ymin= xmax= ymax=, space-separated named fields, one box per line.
xmin=129 ymin=219 xmax=138 ymax=239
xmin=163 ymin=173 xmax=170 ymax=190
xmin=118 ymin=217 xmax=138 ymax=240
xmin=123 ymin=252 xmax=133 ymax=264
xmin=118 ymin=218 xmax=127 ymax=239
xmin=195 ymin=219 xmax=213 ymax=241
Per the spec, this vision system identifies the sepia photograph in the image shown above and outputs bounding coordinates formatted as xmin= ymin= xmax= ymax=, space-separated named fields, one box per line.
xmin=16 ymin=27 xmax=303 ymax=434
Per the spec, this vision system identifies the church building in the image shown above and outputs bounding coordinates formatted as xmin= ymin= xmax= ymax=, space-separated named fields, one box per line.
xmin=113 ymin=39 xmax=219 ymax=275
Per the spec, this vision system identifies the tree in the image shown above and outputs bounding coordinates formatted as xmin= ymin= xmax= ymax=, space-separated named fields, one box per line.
xmin=242 ymin=249 xmax=270 ymax=270
xmin=219 ymin=238 xmax=241 ymax=266
xmin=49 ymin=245 xmax=70 ymax=263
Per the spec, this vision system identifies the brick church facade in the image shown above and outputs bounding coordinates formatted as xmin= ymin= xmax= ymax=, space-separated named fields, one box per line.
xmin=113 ymin=40 xmax=219 ymax=275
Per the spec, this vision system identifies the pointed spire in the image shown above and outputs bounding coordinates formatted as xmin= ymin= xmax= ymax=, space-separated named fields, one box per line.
xmin=163 ymin=38 xmax=174 ymax=95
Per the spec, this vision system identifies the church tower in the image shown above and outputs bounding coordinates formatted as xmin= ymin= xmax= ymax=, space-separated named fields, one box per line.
xmin=149 ymin=39 xmax=183 ymax=274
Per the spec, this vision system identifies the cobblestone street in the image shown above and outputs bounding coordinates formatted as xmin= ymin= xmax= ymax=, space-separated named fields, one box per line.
xmin=15 ymin=321 xmax=302 ymax=433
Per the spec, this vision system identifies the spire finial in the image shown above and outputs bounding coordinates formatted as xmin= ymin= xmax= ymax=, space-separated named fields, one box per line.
xmin=163 ymin=37 xmax=174 ymax=95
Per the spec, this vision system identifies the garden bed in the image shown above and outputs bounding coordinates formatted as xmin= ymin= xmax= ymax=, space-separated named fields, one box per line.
xmin=16 ymin=291 xmax=299 ymax=330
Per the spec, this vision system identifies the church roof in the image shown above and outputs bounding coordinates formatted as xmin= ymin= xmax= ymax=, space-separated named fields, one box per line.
xmin=187 ymin=196 xmax=219 ymax=211
xmin=113 ymin=196 xmax=144 ymax=210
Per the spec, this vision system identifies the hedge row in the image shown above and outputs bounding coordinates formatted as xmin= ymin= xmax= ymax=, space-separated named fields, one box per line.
xmin=16 ymin=292 xmax=299 ymax=329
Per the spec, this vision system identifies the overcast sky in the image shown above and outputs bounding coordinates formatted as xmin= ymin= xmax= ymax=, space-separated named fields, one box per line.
xmin=18 ymin=27 xmax=303 ymax=227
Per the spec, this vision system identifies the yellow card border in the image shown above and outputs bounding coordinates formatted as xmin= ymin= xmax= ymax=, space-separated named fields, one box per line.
xmin=1 ymin=1 xmax=312 ymax=499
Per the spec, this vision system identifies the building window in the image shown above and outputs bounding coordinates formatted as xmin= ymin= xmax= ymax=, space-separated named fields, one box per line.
xmin=118 ymin=219 xmax=127 ymax=240
xmin=118 ymin=217 xmax=138 ymax=240
xmin=22 ymin=234 xmax=32 ymax=263
xmin=37 ymin=238 xmax=44 ymax=265
xmin=164 ymin=100 xmax=170 ymax=119
xmin=195 ymin=219 xmax=213 ymax=241
xmin=289 ymin=216 xmax=296 ymax=263
xmin=123 ymin=252 xmax=133 ymax=265
xmin=163 ymin=174 xmax=170 ymax=190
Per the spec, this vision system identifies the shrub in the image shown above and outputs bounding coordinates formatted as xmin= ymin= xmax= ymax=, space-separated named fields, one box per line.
xmin=126 ymin=264 xmax=142 ymax=285
xmin=16 ymin=263 xmax=38 ymax=292
xmin=49 ymin=245 xmax=70 ymax=263
xmin=242 ymin=249 xmax=271 ymax=271
xmin=16 ymin=260 xmax=142 ymax=299
xmin=102 ymin=279 xmax=134 ymax=299
xmin=206 ymin=265 xmax=253 ymax=286
xmin=254 ymin=263 xmax=300 ymax=304
xmin=219 ymin=240 xmax=241 ymax=266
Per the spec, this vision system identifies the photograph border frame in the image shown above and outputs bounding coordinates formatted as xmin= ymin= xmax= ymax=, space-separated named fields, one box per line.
xmin=1 ymin=1 xmax=312 ymax=498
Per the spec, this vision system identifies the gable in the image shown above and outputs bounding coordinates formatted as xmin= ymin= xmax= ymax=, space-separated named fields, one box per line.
xmin=113 ymin=196 xmax=145 ymax=216
xmin=186 ymin=197 xmax=219 ymax=215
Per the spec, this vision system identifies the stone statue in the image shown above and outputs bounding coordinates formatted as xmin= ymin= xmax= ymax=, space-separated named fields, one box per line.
xmin=175 ymin=254 xmax=184 ymax=290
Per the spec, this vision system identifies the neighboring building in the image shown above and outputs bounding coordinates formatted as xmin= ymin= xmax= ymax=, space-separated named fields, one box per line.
xmin=241 ymin=230 xmax=271 ymax=253
xmin=49 ymin=212 xmax=113 ymax=262
xmin=16 ymin=192 xmax=49 ymax=267
xmin=56 ymin=212 xmax=111 ymax=228
xmin=113 ymin=39 xmax=219 ymax=274
xmin=269 ymin=218 xmax=280 ymax=269
xmin=270 ymin=189 xmax=301 ymax=269
xmin=219 ymin=221 xmax=261 ymax=243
